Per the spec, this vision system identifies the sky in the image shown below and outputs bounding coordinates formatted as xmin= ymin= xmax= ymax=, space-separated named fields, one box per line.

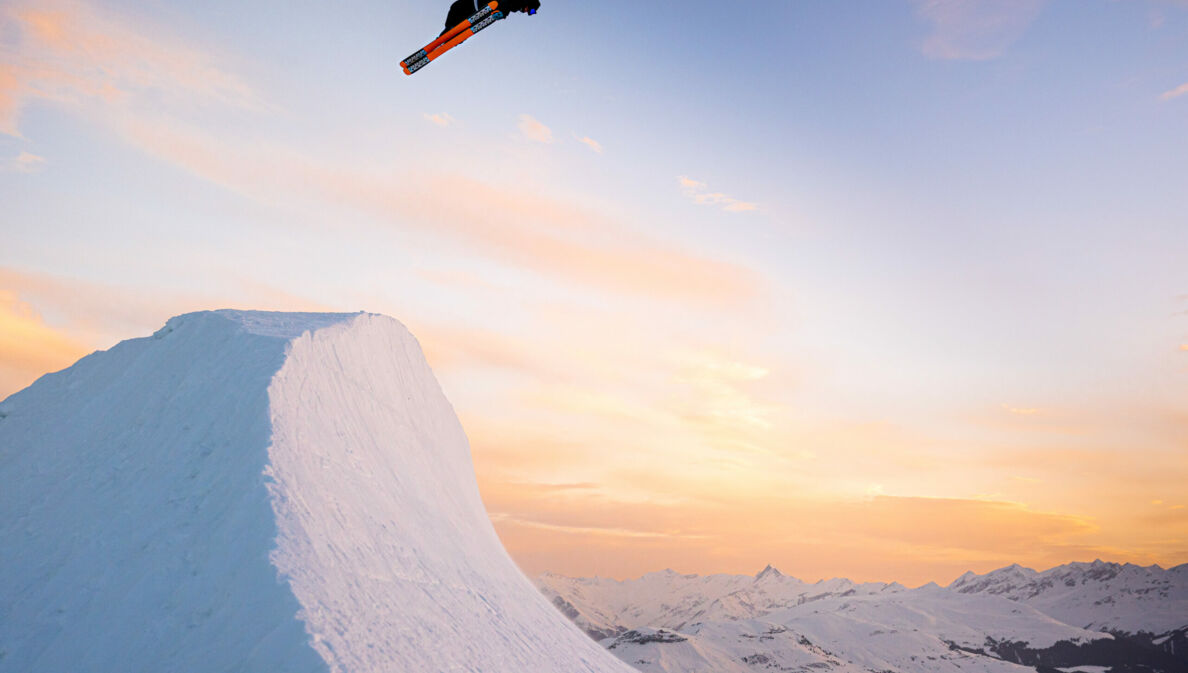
xmin=2 ymin=0 xmax=1187 ymax=586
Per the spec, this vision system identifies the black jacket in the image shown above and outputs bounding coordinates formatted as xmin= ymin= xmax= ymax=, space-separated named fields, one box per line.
xmin=441 ymin=0 xmax=537 ymax=35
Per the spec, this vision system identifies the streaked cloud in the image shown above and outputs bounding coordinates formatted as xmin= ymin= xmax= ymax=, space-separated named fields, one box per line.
xmin=850 ymin=495 xmax=1097 ymax=555
xmin=0 ymin=1 xmax=261 ymax=137
xmin=481 ymin=472 xmax=1111 ymax=583
xmin=2 ymin=1 xmax=764 ymax=312
xmin=0 ymin=266 xmax=331 ymax=355
xmin=423 ymin=112 xmax=455 ymax=127
xmin=575 ymin=135 xmax=602 ymax=153
xmin=912 ymin=0 xmax=1046 ymax=61
xmin=667 ymin=349 xmax=775 ymax=432
xmin=0 ymin=65 xmax=19 ymax=135
xmin=416 ymin=322 xmax=553 ymax=376
xmin=964 ymin=403 xmax=1089 ymax=436
xmin=678 ymin=176 xmax=758 ymax=213
xmin=5 ymin=150 xmax=45 ymax=172
xmin=490 ymin=512 xmax=703 ymax=540
xmin=0 ymin=291 xmax=90 ymax=398
xmin=117 ymin=119 xmax=763 ymax=309
xmin=1161 ymin=82 xmax=1188 ymax=101
xmin=518 ymin=113 xmax=553 ymax=143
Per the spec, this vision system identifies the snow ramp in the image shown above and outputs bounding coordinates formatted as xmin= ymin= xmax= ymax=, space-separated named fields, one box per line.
xmin=0 ymin=310 xmax=633 ymax=673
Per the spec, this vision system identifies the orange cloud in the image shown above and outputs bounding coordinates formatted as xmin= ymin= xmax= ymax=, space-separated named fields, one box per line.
xmin=0 ymin=291 xmax=90 ymax=399
xmin=0 ymin=266 xmax=333 ymax=356
xmin=480 ymin=472 xmax=1117 ymax=584
xmin=518 ymin=114 xmax=553 ymax=143
xmin=845 ymin=495 xmax=1096 ymax=554
xmin=678 ymin=175 xmax=758 ymax=213
xmin=116 ymin=118 xmax=762 ymax=309
xmin=415 ymin=323 xmax=553 ymax=377
xmin=406 ymin=176 xmax=760 ymax=306
xmin=962 ymin=403 xmax=1093 ymax=437
xmin=1161 ymin=82 xmax=1188 ymax=101
xmin=575 ymin=135 xmax=603 ymax=153
xmin=0 ymin=65 xmax=20 ymax=135
xmin=0 ymin=0 xmax=259 ymax=137
xmin=423 ymin=112 xmax=455 ymax=127
xmin=5 ymin=150 xmax=45 ymax=172
xmin=4 ymin=1 xmax=764 ymax=311
xmin=665 ymin=348 xmax=777 ymax=435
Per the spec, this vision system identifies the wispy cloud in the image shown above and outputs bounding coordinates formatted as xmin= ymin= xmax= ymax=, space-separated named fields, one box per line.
xmin=490 ymin=512 xmax=702 ymax=540
xmin=517 ymin=113 xmax=553 ymax=143
xmin=415 ymin=322 xmax=554 ymax=376
xmin=118 ymin=118 xmax=762 ymax=309
xmin=0 ymin=1 xmax=262 ymax=137
xmin=848 ymin=495 xmax=1099 ymax=562
xmin=423 ymin=112 xmax=455 ymax=127
xmin=575 ymin=135 xmax=602 ymax=154
xmin=912 ymin=0 xmax=1046 ymax=61
xmin=5 ymin=150 xmax=45 ymax=172
xmin=0 ymin=290 xmax=90 ymax=398
xmin=0 ymin=66 xmax=21 ymax=136
xmin=668 ymin=349 xmax=775 ymax=432
xmin=0 ymin=266 xmax=332 ymax=357
xmin=1160 ymin=82 xmax=1188 ymax=101
xmin=482 ymin=469 xmax=1111 ymax=582
xmin=2 ymin=1 xmax=763 ymax=313
xmin=678 ymin=176 xmax=758 ymax=213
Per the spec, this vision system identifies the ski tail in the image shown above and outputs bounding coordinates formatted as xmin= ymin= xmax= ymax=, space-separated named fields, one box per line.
xmin=401 ymin=1 xmax=500 ymax=69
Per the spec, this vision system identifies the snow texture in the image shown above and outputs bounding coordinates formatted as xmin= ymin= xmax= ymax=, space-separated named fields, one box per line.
xmin=0 ymin=310 xmax=634 ymax=673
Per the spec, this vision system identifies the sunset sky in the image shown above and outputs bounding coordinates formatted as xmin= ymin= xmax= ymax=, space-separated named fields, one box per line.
xmin=2 ymin=0 xmax=1187 ymax=586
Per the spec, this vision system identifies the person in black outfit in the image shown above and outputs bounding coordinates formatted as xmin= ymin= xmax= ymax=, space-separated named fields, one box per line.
xmin=441 ymin=0 xmax=540 ymax=35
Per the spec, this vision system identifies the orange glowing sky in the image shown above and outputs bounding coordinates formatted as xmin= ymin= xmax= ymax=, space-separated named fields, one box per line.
xmin=2 ymin=0 xmax=1186 ymax=585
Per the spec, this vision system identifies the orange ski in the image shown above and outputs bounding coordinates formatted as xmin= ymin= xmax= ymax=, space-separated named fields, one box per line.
xmin=402 ymin=2 xmax=503 ymax=75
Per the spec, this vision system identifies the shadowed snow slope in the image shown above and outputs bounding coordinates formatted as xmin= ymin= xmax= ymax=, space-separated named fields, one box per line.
xmin=0 ymin=310 xmax=633 ymax=673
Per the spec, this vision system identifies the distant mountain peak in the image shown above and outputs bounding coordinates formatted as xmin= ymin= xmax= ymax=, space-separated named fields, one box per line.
xmin=755 ymin=564 xmax=782 ymax=580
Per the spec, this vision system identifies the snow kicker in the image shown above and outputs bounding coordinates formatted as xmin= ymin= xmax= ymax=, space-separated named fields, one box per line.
xmin=0 ymin=310 xmax=634 ymax=673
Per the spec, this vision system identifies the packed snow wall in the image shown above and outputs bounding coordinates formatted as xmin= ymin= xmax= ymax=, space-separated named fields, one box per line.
xmin=0 ymin=310 xmax=633 ymax=673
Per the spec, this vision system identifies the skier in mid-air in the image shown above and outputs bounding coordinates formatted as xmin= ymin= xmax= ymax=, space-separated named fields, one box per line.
xmin=440 ymin=0 xmax=540 ymax=35
xmin=402 ymin=0 xmax=541 ymax=75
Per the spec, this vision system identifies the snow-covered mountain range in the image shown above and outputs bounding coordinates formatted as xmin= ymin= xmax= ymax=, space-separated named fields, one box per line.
xmin=539 ymin=562 xmax=1188 ymax=673
xmin=0 ymin=311 xmax=633 ymax=673
xmin=950 ymin=560 xmax=1188 ymax=635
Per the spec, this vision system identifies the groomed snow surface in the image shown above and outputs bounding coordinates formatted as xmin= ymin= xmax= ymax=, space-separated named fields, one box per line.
xmin=0 ymin=311 xmax=634 ymax=673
